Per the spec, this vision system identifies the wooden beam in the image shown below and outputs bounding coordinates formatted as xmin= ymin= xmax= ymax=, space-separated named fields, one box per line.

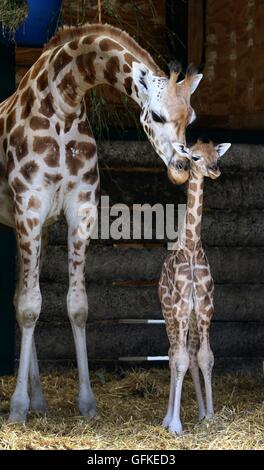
xmin=16 ymin=47 xmax=42 ymax=66
xmin=166 ymin=0 xmax=188 ymax=70
xmin=188 ymin=0 xmax=205 ymax=67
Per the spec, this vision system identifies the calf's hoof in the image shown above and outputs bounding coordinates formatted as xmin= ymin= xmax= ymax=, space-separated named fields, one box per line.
xmin=162 ymin=414 xmax=172 ymax=429
xmin=168 ymin=420 xmax=183 ymax=436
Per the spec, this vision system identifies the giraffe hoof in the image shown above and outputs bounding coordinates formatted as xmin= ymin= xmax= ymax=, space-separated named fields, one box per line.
xmin=198 ymin=411 xmax=206 ymax=422
xmin=168 ymin=421 xmax=183 ymax=435
xmin=162 ymin=415 xmax=172 ymax=428
xmin=30 ymin=396 xmax=48 ymax=415
xmin=78 ymin=396 xmax=97 ymax=418
xmin=8 ymin=396 xmax=29 ymax=423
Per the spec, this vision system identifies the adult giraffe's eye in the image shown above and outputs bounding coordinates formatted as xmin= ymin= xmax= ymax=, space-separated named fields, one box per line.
xmin=151 ymin=111 xmax=166 ymax=124
xmin=192 ymin=155 xmax=201 ymax=161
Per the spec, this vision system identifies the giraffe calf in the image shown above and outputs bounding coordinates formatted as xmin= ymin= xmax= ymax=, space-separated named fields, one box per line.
xmin=159 ymin=138 xmax=231 ymax=434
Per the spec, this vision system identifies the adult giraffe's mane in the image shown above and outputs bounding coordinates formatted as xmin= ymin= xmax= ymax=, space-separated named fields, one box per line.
xmin=44 ymin=23 xmax=165 ymax=77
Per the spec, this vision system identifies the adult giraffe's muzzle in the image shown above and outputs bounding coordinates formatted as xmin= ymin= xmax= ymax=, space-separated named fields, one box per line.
xmin=167 ymin=156 xmax=190 ymax=185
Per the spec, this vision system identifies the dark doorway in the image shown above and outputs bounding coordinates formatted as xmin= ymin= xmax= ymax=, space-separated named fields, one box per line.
xmin=0 ymin=28 xmax=16 ymax=375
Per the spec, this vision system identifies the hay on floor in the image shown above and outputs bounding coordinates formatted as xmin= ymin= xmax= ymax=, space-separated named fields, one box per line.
xmin=1 ymin=368 xmax=264 ymax=450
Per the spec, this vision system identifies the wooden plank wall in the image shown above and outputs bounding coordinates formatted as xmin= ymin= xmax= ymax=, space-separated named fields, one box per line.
xmin=12 ymin=141 xmax=264 ymax=373
xmin=16 ymin=1 xmax=264 ymax=131
xmin=190 ymin=0 xmax=264 ymax=129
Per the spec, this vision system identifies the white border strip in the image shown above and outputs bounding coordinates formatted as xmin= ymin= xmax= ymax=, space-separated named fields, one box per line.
xmin=119 ymin=319 xmax=165 ymax=324
xmin=119 ymin=356 xmax=169 ymax=361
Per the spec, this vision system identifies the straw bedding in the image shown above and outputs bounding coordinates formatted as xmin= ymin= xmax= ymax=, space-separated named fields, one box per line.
xmin=1 ymin=368 xmax=264 ymax=450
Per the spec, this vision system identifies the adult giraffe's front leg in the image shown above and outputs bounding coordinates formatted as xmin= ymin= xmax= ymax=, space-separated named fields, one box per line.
xmin=65 ymin=201 xmax=98 ymax=418
xmin=9 ymin=196 xmax=46 ymax=423
xmin=14 ymin=227 xmax=49 ymax=415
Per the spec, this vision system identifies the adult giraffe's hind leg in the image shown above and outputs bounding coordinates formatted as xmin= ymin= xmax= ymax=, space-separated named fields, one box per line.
xmin=65 ymin=200 xmax=98 ymax=418
xmin=29 ymin=226 xmax=49 ymax=414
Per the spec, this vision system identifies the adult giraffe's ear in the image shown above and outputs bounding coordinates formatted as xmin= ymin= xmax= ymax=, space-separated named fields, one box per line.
xmin=184 ymin=65 xmax=203 ymax=94
xmin=189 ymin=74 xmax=203 ymax=94
xmin=132 ymin=62 xmax=153 ymax=96
xmin=215 ymin=143 xmax=232 ymax=158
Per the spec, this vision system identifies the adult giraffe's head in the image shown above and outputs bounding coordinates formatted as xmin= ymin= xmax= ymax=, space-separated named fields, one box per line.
xmin=132 ymin=61 xmax=203 ymax=184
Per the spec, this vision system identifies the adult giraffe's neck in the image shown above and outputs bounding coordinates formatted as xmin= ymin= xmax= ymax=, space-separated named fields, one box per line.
xmin=45 ymin=29 xmax=163 ymax=119
xmin=184 ymin=170 xmax=204 ymax=247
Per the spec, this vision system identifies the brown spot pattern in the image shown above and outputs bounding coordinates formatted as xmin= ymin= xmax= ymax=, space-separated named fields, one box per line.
xmin=124 ymin=76 xmax=132 ymax=95
xmin=33 ymin=136 xmax=60 ymax=167
xmin=27 ymin=196 xmax=41 ymax=210
xmin=9 ymin=126 xmax=28 ymax=161
xmin=67 ymin=181 xmax=76 ymax=191
xmin=20 ymin=241 xmax=32 ymax=255
xmin=99 ymin=38 xmax=123 ymax=51
xmin=11 ymin=177 xmax=28 ymax=194
xmin=189 ymin=182 xmax=197 ymax=192
xmin=82 ymin=35 xmax=97 ymax=45
xmin=44 ymin=173 xmax=63 ymax=185
xmin=53 ymin=49 xmax=72 ymax=80
xmin=39 ymin=93 xmax=54 ymax=118
xmin=17 ymin=220 xmax=28 ymax=236
xmin=104 ymin=56 xmax=120 ymax=85
xmin=0 ymin=118 xmax=4 ymax=136
xmin=6 ymin=150 xmax=15 ymax=174
xmin=76 ymin=51 xmax=96 ymax=84
xmin=37 ymin=69 xmax=49 ymax=92
xmin=188 ymin=213 xmax=195 ymax=225
xmin=78 ymin=120 xmax=91 ymax=135
xmin=21 ymin=161 xmax=39 ymax=182
xmin=6 ymin=109 xmax=16 ymax=133
xmin=55 ymin=123 xmax=60 ymax=135
xmin=27 ymin=218 xmax=39 ymax=230
xmin=124 ymin=52 xmax=137 ymax=67
xmin=31 ymin=56 xmax=46 ymax=79
xmin=68 ymin=39 xmax=79 ymax=49
xmin=0 ymin=162 xmax=6 ymax=181
xmin=65 ymin=140 xmax=96 ymax=176
xmin=30 ymin=116 xmax=50 ymax=130
xmin=18 ymin=73 xmax=30 ymax=90
xmin=78 ymin=191 xmax=91 ymax=202
xmin=82 ymin=163 xmax=98 ymax=184
xmin=58 ymin=70 xmax=78 ymax=105
xmin=21 ymin=87 xmax=36 ymax=120
xmin=64 ymin=113 xmax=77 ymax=133
xmin=188 ymin=194 xmax=195 ymax=208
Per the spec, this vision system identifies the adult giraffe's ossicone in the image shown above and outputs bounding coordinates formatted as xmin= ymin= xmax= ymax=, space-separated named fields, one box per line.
xmin=0 ymin=23 xmax=202 ymax=422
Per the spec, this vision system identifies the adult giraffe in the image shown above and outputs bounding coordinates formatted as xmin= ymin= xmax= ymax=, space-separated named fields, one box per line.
xmin=0 ymin=23 xmax=203 ymax=422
